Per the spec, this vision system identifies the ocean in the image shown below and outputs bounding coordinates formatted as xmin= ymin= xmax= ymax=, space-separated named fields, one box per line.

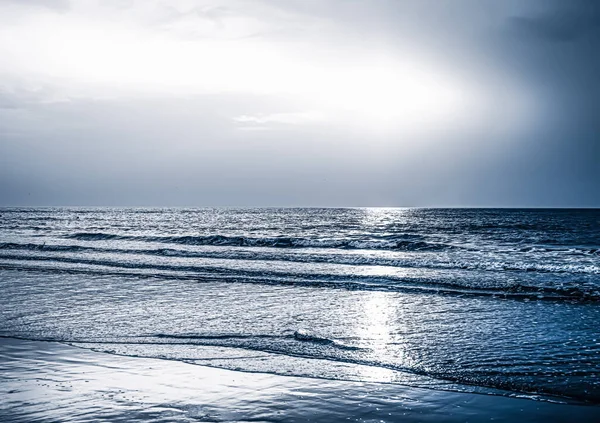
xmin=1 ymin=208 xmax=599 ymax=405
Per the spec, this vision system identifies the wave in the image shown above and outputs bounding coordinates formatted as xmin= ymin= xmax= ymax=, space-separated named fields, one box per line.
xmin=155 ymin=331 xmax=363 ymax=351
xmin=0 ymin=243 xmax=90 ymax=252
xmin=1 ymin=242 xmax=598 ymax=276
xmin=293 ymin=329 xmax=362 ymax=350
xmin=61 ymin=232 xmax=600 ymax=256
xmin=66 ymin=233 xmax=122 ymax=241
xmin=64 ymin=232 xmax=456 ymax=251
xmin=154 ymin=333 xmax=281 ymax=340
xmin=1 ymin=256 xmax=598 ymax=303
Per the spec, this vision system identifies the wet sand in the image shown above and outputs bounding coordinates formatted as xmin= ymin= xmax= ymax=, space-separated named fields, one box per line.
xmin=1 ymin=337 xmax=598 ymax=422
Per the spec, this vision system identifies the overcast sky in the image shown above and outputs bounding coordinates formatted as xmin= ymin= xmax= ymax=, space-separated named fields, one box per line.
xmin=0 ymin=0 xmax=598 ymax=207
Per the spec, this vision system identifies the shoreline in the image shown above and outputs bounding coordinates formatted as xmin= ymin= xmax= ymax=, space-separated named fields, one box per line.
xmin=1 ymin=337 xmax=599 ymax=422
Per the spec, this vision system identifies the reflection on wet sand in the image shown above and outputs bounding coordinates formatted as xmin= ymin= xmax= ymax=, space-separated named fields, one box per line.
xmin=2 ymin=337 xmax=598 ymax=423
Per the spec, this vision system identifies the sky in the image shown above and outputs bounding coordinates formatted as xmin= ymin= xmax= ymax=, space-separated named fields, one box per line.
xmin=0 ymin=0 xmax=598 ymax=207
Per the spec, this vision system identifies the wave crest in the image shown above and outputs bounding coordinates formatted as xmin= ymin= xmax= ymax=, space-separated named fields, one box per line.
xmin=64 ymin=232 xmax=455 ymax=251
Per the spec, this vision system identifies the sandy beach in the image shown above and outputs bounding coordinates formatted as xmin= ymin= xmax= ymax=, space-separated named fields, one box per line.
xmin=1 ymin=337 xmax=598 ymax=422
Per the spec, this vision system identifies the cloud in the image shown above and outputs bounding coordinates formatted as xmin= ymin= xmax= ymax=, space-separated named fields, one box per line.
xmin=508 ymin=15 xmax=600 ymax=43
xmin=506 ymin=2 xmax=600 ymax=43
xmin=0 ymin=78 xmax=76 ymax=110
xmin=0 ymin=0 xmax=598 ymax=206
xmin=233 ymin=111 xmax=324 ymax=126
xmin=0 ymin=0 xmax=69 ymax=12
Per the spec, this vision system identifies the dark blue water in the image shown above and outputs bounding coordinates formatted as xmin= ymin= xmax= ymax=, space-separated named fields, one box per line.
xmin=1 ymin=208 xmax=599 ymax=403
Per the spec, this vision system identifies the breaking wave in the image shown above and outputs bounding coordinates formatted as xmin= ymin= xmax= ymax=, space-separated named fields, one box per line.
xmin=64 ymin=232 xmax=456 ymax=251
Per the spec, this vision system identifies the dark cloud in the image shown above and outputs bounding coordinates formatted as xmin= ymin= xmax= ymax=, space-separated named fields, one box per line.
xmin=507 ymin=8 xmax=600 ymax=43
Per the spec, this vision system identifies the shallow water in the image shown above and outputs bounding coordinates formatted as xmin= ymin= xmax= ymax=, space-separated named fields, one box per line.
xmin=0 ymin=208 xmax=599 ymax=403
xmin=3 ymin=338 xmax=599 ymax=423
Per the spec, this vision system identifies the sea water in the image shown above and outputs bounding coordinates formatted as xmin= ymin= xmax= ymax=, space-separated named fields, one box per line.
xmin=0 ymin=208 xmax=598 ymax=403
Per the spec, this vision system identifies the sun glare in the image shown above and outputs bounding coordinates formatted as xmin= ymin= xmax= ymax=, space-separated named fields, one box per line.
xmin=2 ymin=12 xmax=476 ymax=133
xmin=310 ymin=62 xmax=470 ymax=130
